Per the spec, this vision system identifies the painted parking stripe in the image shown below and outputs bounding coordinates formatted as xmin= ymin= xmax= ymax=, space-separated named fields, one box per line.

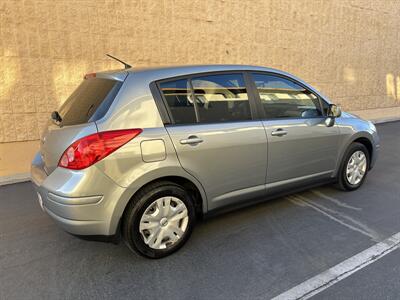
xmin=271 ymin=232 xmax=400 ymax=300
xmin=289 ymin=195 xmax=382 ymax=241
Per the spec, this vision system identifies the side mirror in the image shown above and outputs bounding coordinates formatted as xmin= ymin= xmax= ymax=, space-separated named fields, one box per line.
xmin=325 ymin=117 xmax=335 ymax=127
xmin=327 ymin=104 xmax=342 ymax=118
xmin=325 ymin=104 xmax=341 ymax=127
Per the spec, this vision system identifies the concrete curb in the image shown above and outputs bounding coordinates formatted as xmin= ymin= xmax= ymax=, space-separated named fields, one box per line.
xmin=0 ymin=118 xmax=399 ymax=187
xmin=371 ymin=117 xmax=400 ymax=124
xmin=0 ymin=173 xmax=31 ymax=187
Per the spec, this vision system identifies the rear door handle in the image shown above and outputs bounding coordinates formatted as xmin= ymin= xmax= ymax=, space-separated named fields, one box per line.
xmin=271 ymin=129 xmax=288 ymax=136
xmin=180 ymin=136 xmax=203 ymax=145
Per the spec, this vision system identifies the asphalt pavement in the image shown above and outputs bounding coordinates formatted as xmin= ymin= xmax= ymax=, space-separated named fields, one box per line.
xmin=0 ymin=121 xmax=399 ymax=300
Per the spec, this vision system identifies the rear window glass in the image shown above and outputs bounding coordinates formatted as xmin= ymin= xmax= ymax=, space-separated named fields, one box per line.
xmin=191 ymin=74 xmax=252 ymax=123
xmin=159 ymin=73 xmax=252 ymax=125
xmin=159 ymin=79 xmax=197 ymax=124
xmin=58 ymin=78 xmax=122 ymax=126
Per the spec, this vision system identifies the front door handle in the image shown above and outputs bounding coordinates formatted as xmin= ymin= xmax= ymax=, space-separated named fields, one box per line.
xmin=271 ymin=129 xmax=288 ymax=137
xmin=180 ymin=136 xmax=203 ymax=145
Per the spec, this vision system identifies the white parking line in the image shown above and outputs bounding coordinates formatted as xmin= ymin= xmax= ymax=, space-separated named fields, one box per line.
xmin=271 ymin=232 xmax=400 ymax=300
xmin=310 ymin=190 xmax=362 ymax=211
xmin=290 ymin=195 xmax=382 ymax=241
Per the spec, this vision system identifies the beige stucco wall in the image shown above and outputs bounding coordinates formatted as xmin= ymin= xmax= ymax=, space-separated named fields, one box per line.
xmin=1 ymin=0 xmax=400 ymax=177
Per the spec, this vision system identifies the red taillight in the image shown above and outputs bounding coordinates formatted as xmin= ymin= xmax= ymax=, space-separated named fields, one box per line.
xmin=84 ymin=72 xmax=96 ymax=79
xmin=58 ymin=129 xmax=142 ymax=170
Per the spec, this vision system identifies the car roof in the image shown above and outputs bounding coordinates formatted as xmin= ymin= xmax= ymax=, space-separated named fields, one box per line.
xmin=130 ymin=64 xmax=275 ymax=72
xmin=96 ymin=64 xmax=331 ymax=103
xmin=99 ymin=64 xmax=287 ymax=78
xmin=128 ymin=64 xmax=286 ymax=77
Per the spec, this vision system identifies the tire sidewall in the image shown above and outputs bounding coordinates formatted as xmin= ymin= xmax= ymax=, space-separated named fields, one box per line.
xmin=341 ymin=143 xmax=370 ymax=190
xmin=125 ymin=183 xmax=195 ymax=258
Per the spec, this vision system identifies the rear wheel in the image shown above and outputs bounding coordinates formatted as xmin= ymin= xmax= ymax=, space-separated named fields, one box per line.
xmin=123 ymin=181 xmax=196 ymax=258
xmin=337 ymin=142 xmax=370 ymax=191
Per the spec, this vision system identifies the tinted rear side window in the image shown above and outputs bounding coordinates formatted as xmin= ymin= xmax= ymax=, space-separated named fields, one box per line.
xmin=191 ymin=74 xmax=252 ymax=123
xmin=58 ymin=78 xmax=122 ymax=126
xmin=159 ymin=79 xmax=196 ymax=124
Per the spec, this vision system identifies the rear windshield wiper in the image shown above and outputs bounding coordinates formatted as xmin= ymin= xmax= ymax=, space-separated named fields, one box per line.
xmin=51 ymin=111 xmax=62 ymax=123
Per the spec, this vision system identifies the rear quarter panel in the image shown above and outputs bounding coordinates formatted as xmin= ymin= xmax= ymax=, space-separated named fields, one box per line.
xmin=95 ymin=73 xmax=164 ymax=130
xmin=95 ymin=127 xmax=208 ymax=216
xmin=95 ymin=72 xmax=209 ymax=223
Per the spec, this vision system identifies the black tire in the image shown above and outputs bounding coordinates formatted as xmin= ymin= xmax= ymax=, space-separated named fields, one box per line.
xmin=122 ymin=181 xmax=196 ymax=258
xmin=337 ymin=142 xmax=370 ymax=191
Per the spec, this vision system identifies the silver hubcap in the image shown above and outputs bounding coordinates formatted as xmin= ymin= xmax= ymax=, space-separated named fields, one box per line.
xmin=139 ymin=197 xmax=189 ymax=250
xmin=346 ymin=150 xmax=367 ymax=185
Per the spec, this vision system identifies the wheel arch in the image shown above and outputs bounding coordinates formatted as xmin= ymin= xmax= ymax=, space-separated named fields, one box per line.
xmin=130 ymin=176 xmax=205 ymax=218
xmin=333 ymin=132 xmax=375 ymax=178
xmin=352 ymin=137 xmax=373 ymax=165
xmin=110 ymin=171 xmax=207 ymax=236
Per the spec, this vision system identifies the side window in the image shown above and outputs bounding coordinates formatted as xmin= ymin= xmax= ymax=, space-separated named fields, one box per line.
xmin=191 ymin=74 xmax=252 ymax=123
xmin=159 ymin=79 xmax=196 ymax=124
xmin=251 ymin=73 xmax=322 ymax=119
xmin=320 ymin=99 xmax=330 ymax=116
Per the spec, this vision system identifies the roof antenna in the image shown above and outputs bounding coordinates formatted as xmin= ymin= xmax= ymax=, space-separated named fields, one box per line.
xmin=106 ymin=54 xmax=132 ymax=69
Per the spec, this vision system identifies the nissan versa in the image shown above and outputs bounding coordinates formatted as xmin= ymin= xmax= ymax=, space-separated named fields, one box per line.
xmin=31 ymin=64 xmax=379 ymax=258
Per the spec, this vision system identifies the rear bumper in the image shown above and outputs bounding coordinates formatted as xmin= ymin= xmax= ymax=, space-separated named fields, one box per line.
xmin=31 ymin=152 xmax=130 ymax=236
xmin=42 ymin=205 xmax=106 ymax=235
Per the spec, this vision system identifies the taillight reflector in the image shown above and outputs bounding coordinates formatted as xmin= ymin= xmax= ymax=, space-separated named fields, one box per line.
xmin=84 ymin=72 xmax=96 ymax=79
xmin=58 ymin=129 xmax=142 ymax=170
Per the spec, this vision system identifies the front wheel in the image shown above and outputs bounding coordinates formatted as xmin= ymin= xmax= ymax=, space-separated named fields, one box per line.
xmin=337 ymin=142 xmax=370 ymax=191
xmin=122 ymin=181 xmax=196 ymax=258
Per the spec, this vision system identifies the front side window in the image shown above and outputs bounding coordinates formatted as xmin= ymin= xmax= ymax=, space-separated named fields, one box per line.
xmin=320 ymin=99 xmax=330 ymax=116
xmin=251 ymin=73 xmax=322 ymax=119
xmin=191 ymin=74 xmax=252 ymax=123
xmin=159 ymin=79 xmax=196 ymax=124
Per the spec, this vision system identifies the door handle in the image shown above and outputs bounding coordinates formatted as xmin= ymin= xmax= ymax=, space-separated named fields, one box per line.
xmin=271 ymin=129 xmax=288 ymax=136
xmin=180 ymin=136 xmax=203 ymax=145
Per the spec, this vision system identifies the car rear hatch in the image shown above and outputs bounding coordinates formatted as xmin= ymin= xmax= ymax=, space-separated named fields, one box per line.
xmin=40 ymin=71 xmax=127 ymax=174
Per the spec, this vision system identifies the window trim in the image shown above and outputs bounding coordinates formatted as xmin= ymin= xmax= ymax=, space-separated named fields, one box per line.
xmin=149 ymin=81 xmax=173 ymax=125
xmin=248 ymin=71 xmax=327 ymax=120
xmin=152 ymin=71 xmax=260 ymax=126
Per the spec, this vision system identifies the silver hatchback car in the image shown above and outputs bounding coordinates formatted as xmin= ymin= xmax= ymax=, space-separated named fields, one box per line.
xmin=31 ymin=64 xmax=379 ymax=258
